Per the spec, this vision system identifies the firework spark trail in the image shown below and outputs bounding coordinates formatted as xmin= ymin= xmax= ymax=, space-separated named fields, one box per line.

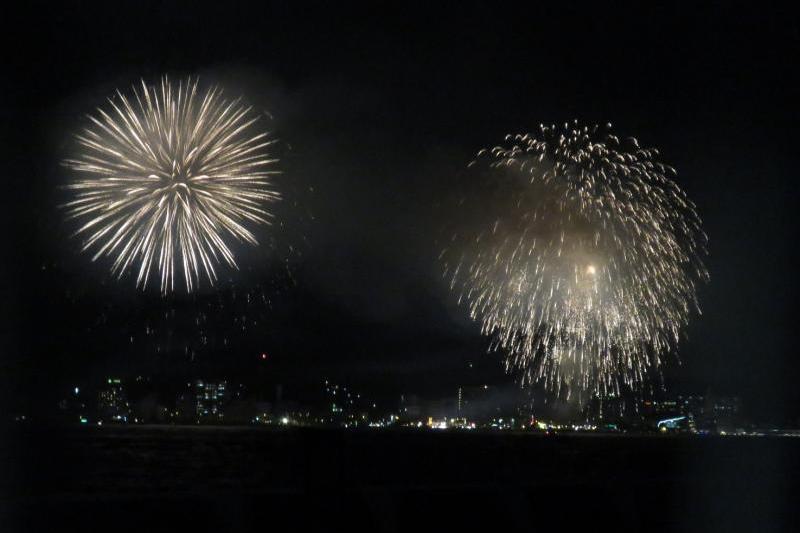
xmin=63 ymin=77 xmax=281 ymax=293
xmin=443 ymin=121 xmax=708 ymax=398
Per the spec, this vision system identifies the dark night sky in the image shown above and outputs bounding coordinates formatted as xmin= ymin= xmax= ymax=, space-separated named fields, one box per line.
xmin=1 ymin=2 xmax=798 ymax=420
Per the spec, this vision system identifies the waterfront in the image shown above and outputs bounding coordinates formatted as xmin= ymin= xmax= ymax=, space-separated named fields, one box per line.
xmin=2 ymin=426 xmax=797 ymax=532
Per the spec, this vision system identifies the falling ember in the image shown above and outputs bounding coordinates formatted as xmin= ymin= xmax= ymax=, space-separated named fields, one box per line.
xmin=62 ymin=77 xmax=281 ymax=293
xmin=442 ymin=121 xmax=708 ymax=399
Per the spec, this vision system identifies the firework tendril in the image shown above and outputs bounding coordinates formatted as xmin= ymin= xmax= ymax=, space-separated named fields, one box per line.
xmin=63 ymin=77 xmax=281 ymax=293
xmin=443 ymin=121 xmax=708 ymax=398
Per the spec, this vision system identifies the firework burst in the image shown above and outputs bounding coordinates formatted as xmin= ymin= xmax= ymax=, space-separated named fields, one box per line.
xmin=63 ymin=77 xmax=281 ymax=293
xmin=443 ymin=121 xmax=708 ymax=398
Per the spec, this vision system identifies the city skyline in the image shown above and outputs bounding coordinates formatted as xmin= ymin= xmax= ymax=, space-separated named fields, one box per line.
xmin=54 ymin=372 xmax=761 ymax=435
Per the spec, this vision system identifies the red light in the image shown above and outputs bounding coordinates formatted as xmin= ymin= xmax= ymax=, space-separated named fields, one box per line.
xmin=261 ymin=353 xmax=267 ymax=360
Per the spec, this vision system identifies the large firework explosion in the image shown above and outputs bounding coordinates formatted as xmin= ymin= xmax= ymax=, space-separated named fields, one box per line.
xmin=63 ymin=77 xmax=281 ymax=293
xmin=443 ymin=121 xmax=708 ymax=398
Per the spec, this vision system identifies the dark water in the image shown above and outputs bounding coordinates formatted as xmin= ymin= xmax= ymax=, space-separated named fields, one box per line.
xmin=1 ymin=426 xmax=798 ymax=532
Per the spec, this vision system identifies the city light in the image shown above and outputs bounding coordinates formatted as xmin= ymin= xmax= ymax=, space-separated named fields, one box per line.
xmin=48 ymin=375 xmax=782 ymax=437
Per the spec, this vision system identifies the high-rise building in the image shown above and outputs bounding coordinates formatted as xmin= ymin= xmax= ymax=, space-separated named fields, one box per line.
xmin=457 ymin=385 xmax=496 ymax=422
xmin=709 ymin=396 xmax=740 ymax=416
xmin=706 ymin=395 xmax=742 ymax=433
xmin=194 ymin=380 xmax=227 ymax=422
xmin=98 ymin=378 xmax=130 ymax=423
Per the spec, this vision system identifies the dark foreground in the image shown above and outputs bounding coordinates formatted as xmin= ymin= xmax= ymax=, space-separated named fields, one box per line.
xmin=1 ymin=426 xmax=798 ymax=532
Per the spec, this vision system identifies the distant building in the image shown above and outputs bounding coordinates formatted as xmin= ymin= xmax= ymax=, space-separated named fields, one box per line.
xmin=323 ymin=380 xmax=375 ymax=427
xmin=58 ymin=384 xmax=89 ymax=424
xmin=678 ymin=395 xmax=706 ymax=418
xmin=194 ymin=380 xmax=227 ymax=422
xmin=638 ymin=394 xmax=742 ymax=433
xmin=98 ymin=378 xmax=130 ymax=423
xmin=705 ymin=395 xmax=742 ymax=433
xmin=640 ymin=395 xmax=707 ymax=418
xmin=400 ymin=394 xmax=421 ymax=419
xmin=708 ymin=396 xmax=740 ymax=417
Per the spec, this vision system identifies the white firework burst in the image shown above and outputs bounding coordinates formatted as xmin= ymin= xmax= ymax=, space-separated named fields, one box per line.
xmin=63 ymin=77 xmax=281 ymax=293
xmin=443 ymin=121 xmax=708 ymax=398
